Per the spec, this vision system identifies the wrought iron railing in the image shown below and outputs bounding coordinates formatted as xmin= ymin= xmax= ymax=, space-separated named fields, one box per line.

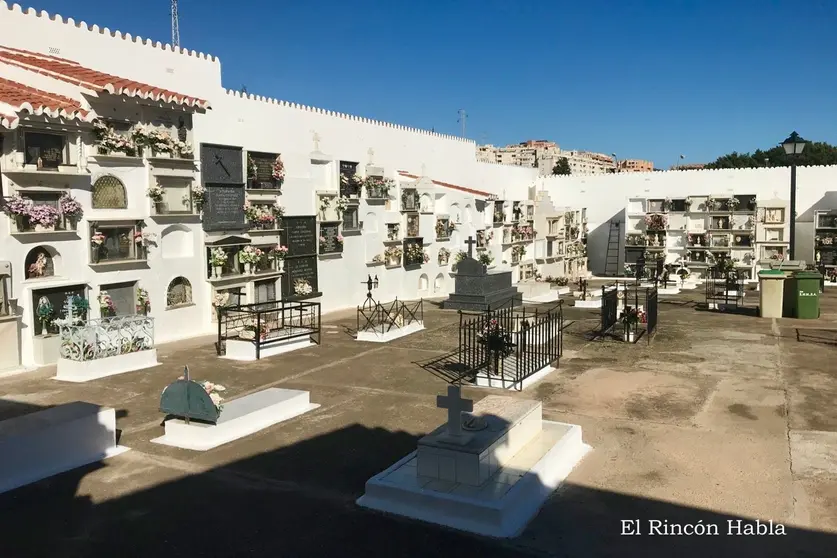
xmin=217 ymin=299 xmax=321 ymax=359
xmin=58 ymin=315 xmax=155 ymax=361
xmin=357 ymin=298 xmax=424 ymax=337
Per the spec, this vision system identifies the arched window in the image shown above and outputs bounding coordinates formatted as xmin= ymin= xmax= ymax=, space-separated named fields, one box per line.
xmin=91 ymin=175 xmax=127 ymax=209
xmin=24 ymin=246 xmax=56 ymax=279
xmin=166 ymin=277 xmax=193 ymax=308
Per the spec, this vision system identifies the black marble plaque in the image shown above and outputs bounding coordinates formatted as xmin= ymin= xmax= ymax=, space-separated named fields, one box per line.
xmin=319 ymin=223 xmax=341 ymax=253
xmin=201 ymin=144 xmax=244 ymax=184
xmin=819 ymin=248 xmax=837 ymax=266
xmin=204 ymin=185 xmax=246 ymax=232
xmin=248 ymin=151 xmax=280 ymax=188
xmin=25 ymin=131 xmax=65 ymax=168
xmin=282 ymin=255 xmax=319 ymax=298
xmin=282 ymin=216 xmax=317 ymax=257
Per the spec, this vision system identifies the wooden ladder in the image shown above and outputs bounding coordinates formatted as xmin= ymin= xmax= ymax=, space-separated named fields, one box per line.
xmin=604 ymin=221 xmax=621 ymax=276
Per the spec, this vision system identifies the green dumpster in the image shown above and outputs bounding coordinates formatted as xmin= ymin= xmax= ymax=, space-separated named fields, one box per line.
xmin=782 ymin=274 xmax=797 ymax=318
xmin=794 ymin=271 xmax=822 ymax=319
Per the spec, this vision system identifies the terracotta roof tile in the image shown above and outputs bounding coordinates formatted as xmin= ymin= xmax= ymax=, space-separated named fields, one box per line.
xmin=397 ymin=171 xmax=493 ymax=198
xmin=0 ymin=45 xmax=210 ymax=110
xmin=0 ymin=77 xmax=94 ymax=129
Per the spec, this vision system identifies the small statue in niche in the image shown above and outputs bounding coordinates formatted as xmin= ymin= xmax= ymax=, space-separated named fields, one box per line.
xmin=178 ymin=117 xmax=188 ymax=142
xmin=36 ymin=156 xmax=43 ymax=169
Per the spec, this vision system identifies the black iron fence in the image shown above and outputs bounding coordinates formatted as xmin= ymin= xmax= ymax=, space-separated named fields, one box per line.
xmin=600 ymin=285 xmax=619 ymax=336
xmin=216 ymin=299 xmax=321 ymax=359
xmin=704 ymin=267 xmax=744 ymax=310
xmin=357 ymin=298 xmax=424 ymax=337
xmin=458 ymin=302 xmax=563 ymax=391
xmin=646 ymin=286 xmax=658 ymax=343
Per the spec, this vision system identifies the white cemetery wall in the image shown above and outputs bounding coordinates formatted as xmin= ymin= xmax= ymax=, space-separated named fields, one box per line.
xmin=0 ymin=2 xmax=221 ymax=99
xmin=539 ymin=165 xmax=837 ymax=274
xmin=0 ymin=131 xmax=211 ymax=366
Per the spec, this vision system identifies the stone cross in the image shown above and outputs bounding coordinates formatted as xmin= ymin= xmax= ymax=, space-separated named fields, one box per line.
xmin=464 ymin=236 xmax=477 ymax=258
xmin=421 ymin=163 xmax=427 ymax=176
xmin=64 ymin=295 xmax=74 ymax=325
xmin=437 ymin=385 xmax=472 ymax=439
xmin=367 ymin=147 xmax=375 ymax=164
xmin=312 ymin=132 xmax=321 ymax=151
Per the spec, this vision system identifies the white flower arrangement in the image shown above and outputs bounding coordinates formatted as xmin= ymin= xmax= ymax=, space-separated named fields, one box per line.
xmin=294 ymin=279 xmax=313 ymax=296
xmin=335 ymin=196 xmax=350 ymax=214
xmin=147 ymin=183 xmax=164 ymax=202
xmin=209 ymin=247 xmax=228 ymax=266
xmin=238 ymin=245 xmax=263 ymax=264
xmin=212 ymin=292 xmax=230 ymax=308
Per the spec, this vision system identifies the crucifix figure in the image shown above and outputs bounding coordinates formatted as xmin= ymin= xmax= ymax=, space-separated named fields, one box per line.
xmin=436 ymin=385 xmax=473 ymax=444
xmin=464 ymin=236 xmax=477 ymax=258
xmin=312 ymin=132 xmax=321 ymax=151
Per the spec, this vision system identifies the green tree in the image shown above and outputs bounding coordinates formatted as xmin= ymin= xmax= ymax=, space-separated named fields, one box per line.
xmin=705 ymin=140 xmax=837 ymax=169
xmin=552 ymin=157 xmax=571 ymax=175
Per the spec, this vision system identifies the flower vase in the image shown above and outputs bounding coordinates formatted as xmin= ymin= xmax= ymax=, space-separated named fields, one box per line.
xmin=244 ymin=262 xmax=253 ymax=275
xmin=91 ymin=245 xmax=101 ymax=264
xmin=154 ymin=201 xmax=166 ymax=215
xmin=212 ymin=266 xmax=223 ymax=279
xmin=153 ymin=150 xmax=171 ymax=159
xmin=624 ymin=329 xmax=636 ymax=343
xmin=14 ymin=215 xmax=30 ymax=233
xmin=278 ymin=260 xmax=285 ymax=272
xmin=34 ymin=223 xmax=55 ymax=233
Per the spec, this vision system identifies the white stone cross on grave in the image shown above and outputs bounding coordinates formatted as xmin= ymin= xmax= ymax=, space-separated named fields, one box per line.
xmin=64 ymin=295 xmax=74 ymax=324
xmin=312 ymin=132 xmax=321 ymax=151
xmin=437 ymin=385 xmax=473 ymax=441
xmin=421 ymin=163 xmax=427 ymax=177
xmin=367 ymin=147 xmax=375 ymax=164
xmin=464 ymin=236 xmax=477 ymax=258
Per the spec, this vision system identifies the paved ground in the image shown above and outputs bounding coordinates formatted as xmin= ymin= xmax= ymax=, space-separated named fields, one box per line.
xmin=2 ymin=283 xmax=837 ymax=557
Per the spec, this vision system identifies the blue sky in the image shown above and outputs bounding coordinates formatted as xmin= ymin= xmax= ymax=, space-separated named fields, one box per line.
xmin=27 ymin=0 xmax=837 ymax=168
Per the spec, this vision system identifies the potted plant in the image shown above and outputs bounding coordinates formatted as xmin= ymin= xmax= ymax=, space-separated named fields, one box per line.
xmin=28 ymin=204 xmax=59 ymax=232
xmin=478 ymin=251 xmax=494 ymax=270
xmin=452 ymin=250 xmax=467 ymax=271
xmin=319 ymin=197 xmax=332 ymax=220
xmin=2 ymin=195 xmax=33 ymax=232
xmin=438 ymin=247 xmax=451 ymax=265
xmin=98 ymin=291 xmax=116 ymax=317
xmin=622 ymin=308 xmax=640 ymax=342
xmin=238 ymin=246 xmax=263 ymax=274
xmin=191 ymin=184 xmax=206 ymax=212
xmin=148 ymin=183 xmax=165 ymax=213
xmin=272 ymin=155 xmax=285 ymax=186
xmin=58 ymin=193 xmax=83 ymax=229
xmin=335 ymin=196 xmax=349 ymax=218
xmin=363 ymin=176 xmax=394 ymax=199
xmin=209 ymin=247 xmax=228 ymax=278
xmin=728 ymin=196 xmax=741 ymax=211
xmin=90 ymin=231 xmax=106 ymax=263
xmin=270 ymin=244 xmax=288 ymax=271
xmin=136 ymin=287 xmax=151 ymax=315
xmin=36 ymin=296 xmax=54 ymax=336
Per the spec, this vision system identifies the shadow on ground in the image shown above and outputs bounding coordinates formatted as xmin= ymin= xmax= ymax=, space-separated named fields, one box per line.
xmin=1 ymin=399 xmax=835 ymax=558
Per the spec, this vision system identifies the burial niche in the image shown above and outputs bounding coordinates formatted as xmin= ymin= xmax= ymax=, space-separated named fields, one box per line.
xmin=419 ymin=273 xmax=429 ymax=292
xmin=363 ymin=212 xmax=378 ymax=233
xmin=24 ymin=245 xmax=57 ymax=279
xmin=91 ymin=175 xmax=128 ymax=209
xmin=166 ymin=277 xmax=193 ymax=308
xmin=160 ymin=224 xmax=194 ymax=259
xmin=434 ymin=273 xmax=445 ymax=293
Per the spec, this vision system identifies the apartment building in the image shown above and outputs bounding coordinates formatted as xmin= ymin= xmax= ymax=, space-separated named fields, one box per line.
xmin=618 ymin=159 xmax=655 ymax=173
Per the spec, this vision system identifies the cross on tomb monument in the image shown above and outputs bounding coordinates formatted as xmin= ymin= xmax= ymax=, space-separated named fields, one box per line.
xmin=464 ymin=236 xmax=477 ymax=258
xmin=63 ymin=295 xmax=74 ymax=325
xmin=367 ymin=147 xmax=375 ymax=164
xmin=421 ymin=163 xmax=427 ymax=176
xmin=437 ymin=385 xmax=473 ymax=441
xmin=312 ymin=132 xmax=321 ymax=151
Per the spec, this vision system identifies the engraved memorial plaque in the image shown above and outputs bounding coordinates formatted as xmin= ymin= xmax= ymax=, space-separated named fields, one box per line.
xmin=281 ymin=216 xmax=320 ymax=299
xmin=204 ymin=185 xmax=246 ymax=232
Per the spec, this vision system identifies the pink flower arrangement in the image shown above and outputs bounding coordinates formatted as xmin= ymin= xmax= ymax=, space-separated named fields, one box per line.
xmin=2 ymin=195 xmax=33 ymax=216
xmin=271 ymin=244 xmax=289 ymax=260
xmin=59 ymin=193 xmax=83 ymax=218
xmin=91 ymin=231 xmax=106 ymax=245
xmin=336 ymin=235 xmax=344 ymax=246
xmin=272 ymin=155 xmax=285 ymax=181
xmin=28 ymin=204 xmax=59 ymax=226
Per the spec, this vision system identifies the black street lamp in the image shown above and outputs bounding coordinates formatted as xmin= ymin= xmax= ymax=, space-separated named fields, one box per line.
xmin=781 ymin=131 xmax=808 ymax=260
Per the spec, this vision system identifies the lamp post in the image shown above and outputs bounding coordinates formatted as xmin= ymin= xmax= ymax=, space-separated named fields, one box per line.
xmin=611 ymin=153 xmax=618 ymax=174
xmin=781 ymin=131 xmax=808 ymax=261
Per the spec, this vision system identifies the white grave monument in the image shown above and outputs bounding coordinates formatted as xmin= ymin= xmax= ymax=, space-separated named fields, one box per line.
xmin=357 ymin=386 xmax=590 ymax=537
xmin=0 ymin=402 xmax=129 ymax=494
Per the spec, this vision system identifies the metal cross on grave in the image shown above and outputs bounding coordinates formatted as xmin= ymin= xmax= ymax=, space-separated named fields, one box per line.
xmin=437 ymin=385 xmax=473 ymax=440
xmin=464 ymin=236 xmax=477 ymax=258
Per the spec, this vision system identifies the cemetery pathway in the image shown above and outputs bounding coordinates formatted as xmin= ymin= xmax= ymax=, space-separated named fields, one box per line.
xmin=1 ymin=291 xmax=837 ymax=557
